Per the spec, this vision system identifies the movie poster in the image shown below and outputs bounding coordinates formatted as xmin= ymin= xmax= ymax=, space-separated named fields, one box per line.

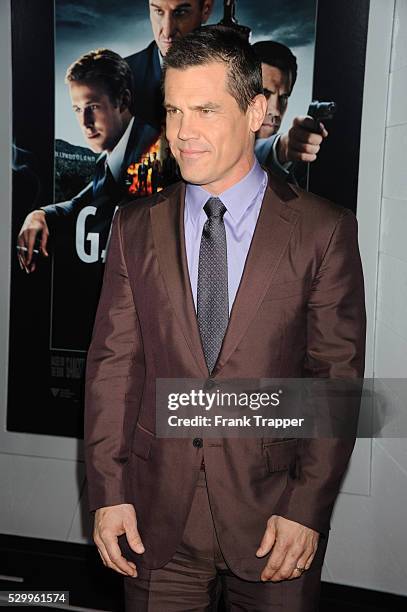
xmin=7 ymin=0 xmax=320 ymax=438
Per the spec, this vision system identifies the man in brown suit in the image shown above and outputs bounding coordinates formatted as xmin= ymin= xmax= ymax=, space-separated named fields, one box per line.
xmin=85 ymin=26 xmax=366 ymax=611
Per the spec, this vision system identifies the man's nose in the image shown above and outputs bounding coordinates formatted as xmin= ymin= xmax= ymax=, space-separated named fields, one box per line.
xmin=267 ymin=95 xmax=280 ymax=118
xmin=177 ymin=114 xmax=199 ymax=140
xmin=161 ymin=14 xmax=176 ymax=39
xmin=81 ymin=107 xmax=94 ymax=128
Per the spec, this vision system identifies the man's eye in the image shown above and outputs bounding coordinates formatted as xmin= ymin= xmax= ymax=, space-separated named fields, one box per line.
xmin=173 ymin=9 xmax=189 ymax=17
xmin=90 ymin=105 xmax=99 ymax=110
xmin=154 ymin=9 xmax=164 ymax=16
xmin=200 ymin=109 xmax=213 ymax=115
xmin=166 ymin=108 xmax=179 ymax=115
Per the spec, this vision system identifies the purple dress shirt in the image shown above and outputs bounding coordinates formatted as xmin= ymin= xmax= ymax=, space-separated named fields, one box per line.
xmin=184 ymin=159 xmax=268 ymax=314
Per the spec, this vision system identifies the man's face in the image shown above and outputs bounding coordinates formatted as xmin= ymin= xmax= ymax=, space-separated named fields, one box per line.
xmin=149 ymin=0 xmax=213 ymax=56
xmin=165 ymin=62 xmax=266 ymax=194
xmin=69 ymin=81 xmax=127 ymax=153
xmin=257 ymin=64 xmax=292 ymax=139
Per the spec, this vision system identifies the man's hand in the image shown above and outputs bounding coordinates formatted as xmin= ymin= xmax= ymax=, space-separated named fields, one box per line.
xmin=256 ymin=515 xmax=319 ymax=582
xmin=17 ymin=210 xmax=49 ymax=273
xmin=277 ymin=116 xmax=328 ymax=165
xmin=94 ymin=503 xmax=144 ymax=577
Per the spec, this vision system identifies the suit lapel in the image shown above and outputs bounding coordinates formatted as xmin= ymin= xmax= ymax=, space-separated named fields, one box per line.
xmin=212 ymin=180 xmax=299 ymax=376
xmin=151 ymin=41 xmax=162 ymax=85
xmin=150 ymin=184 xmax=209 ymax=377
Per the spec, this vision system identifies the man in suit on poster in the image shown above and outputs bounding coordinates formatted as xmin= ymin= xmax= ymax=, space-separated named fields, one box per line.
xmin=17 ymin=48 xmax=159 ymax=272
xmin=127 ymin=0 xmax=327 ymax=171
xmin=85 ymin=27 xmax=366 ymax=611
xmin=126 ymin=0 xmax=214 ymax=129
xmin=253 ymin=39 xmax=328 ymax=183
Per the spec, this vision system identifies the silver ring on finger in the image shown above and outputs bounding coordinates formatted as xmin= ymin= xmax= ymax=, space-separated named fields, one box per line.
xmin=295 ymin=566 xmax=306 ymax=574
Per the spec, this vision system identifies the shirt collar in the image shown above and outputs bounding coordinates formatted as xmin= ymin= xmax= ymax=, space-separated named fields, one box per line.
xmin=185 ymin=158 xmax=266 ymax=224
xmin=106 ymin=116 xmax=134 ymax=182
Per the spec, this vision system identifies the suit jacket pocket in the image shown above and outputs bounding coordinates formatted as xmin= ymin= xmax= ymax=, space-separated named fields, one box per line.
xmin=263 ymin=438 xmax=298 ymax=473
xmin=131 ymin=423 xmax=154 ymax=460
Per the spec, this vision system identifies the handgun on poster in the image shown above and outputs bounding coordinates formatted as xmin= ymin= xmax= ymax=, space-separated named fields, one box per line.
xmin=307 ymin=100 xmax=337 ymax=133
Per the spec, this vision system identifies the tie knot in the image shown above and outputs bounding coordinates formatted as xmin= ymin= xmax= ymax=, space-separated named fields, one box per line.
xmin=204 ymin=197 xmax=227 ymax=219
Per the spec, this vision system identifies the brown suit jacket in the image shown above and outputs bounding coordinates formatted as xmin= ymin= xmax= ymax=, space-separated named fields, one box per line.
xmin=84 ymin=171 xmax=366 ymax=581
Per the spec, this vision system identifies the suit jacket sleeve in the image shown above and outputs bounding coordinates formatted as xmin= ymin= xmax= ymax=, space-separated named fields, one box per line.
xmin=41 ymin=182 xmax=93 ymax=232
xmin=274 ymin=208 xmax=366 ymax=537
xmin=255 ymin=134 xmax=293 ymax=179
xmin=84 ymin=206 xmax=145 ymax=512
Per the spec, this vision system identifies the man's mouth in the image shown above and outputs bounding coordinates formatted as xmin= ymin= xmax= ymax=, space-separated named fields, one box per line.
xmin=179 ymin=149 xmax=208 ymax=158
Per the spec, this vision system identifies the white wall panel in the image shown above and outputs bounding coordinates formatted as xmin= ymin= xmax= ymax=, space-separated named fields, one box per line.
xmin=387 ymin=65 xmax=407 ymax=126
xmin=324 ymin=441 xmax=407 ymax=597
xmin=391 ymin=0 xmax=407 ymax=71
xmin=383 ymin=124 xmax=407 ymax=200
xmin=375 ymin=320 xmax=407 ymax=377
xmin=0 ymin=454 xmax=86 ymax=541
xmin=377 ymin=253 xmax=407 ymax=340
xmin=67 ymin=476 xmax=93 ymax=544
xmin=380 ymin=198 xmax=407 ymax=261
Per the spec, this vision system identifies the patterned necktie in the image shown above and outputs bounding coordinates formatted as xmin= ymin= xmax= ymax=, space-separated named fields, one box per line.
xmin=197 ymin=197 xmax=229 ymax=374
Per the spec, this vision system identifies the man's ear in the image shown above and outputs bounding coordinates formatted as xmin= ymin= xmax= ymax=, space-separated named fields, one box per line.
xmin=120 ymin=89 xmax=132 ymax=113
xmin=249 ymin=94 xmax=267 ymax=134
xmin=201 ymin=0 xmax=214 ymax=24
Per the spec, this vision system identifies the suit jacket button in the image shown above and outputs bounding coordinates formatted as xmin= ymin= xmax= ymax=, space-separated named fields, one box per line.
xmin=204 ymin=378 xmax=217 ymax=391
xmin=193 ymin=438 xmax=203 ymax=448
